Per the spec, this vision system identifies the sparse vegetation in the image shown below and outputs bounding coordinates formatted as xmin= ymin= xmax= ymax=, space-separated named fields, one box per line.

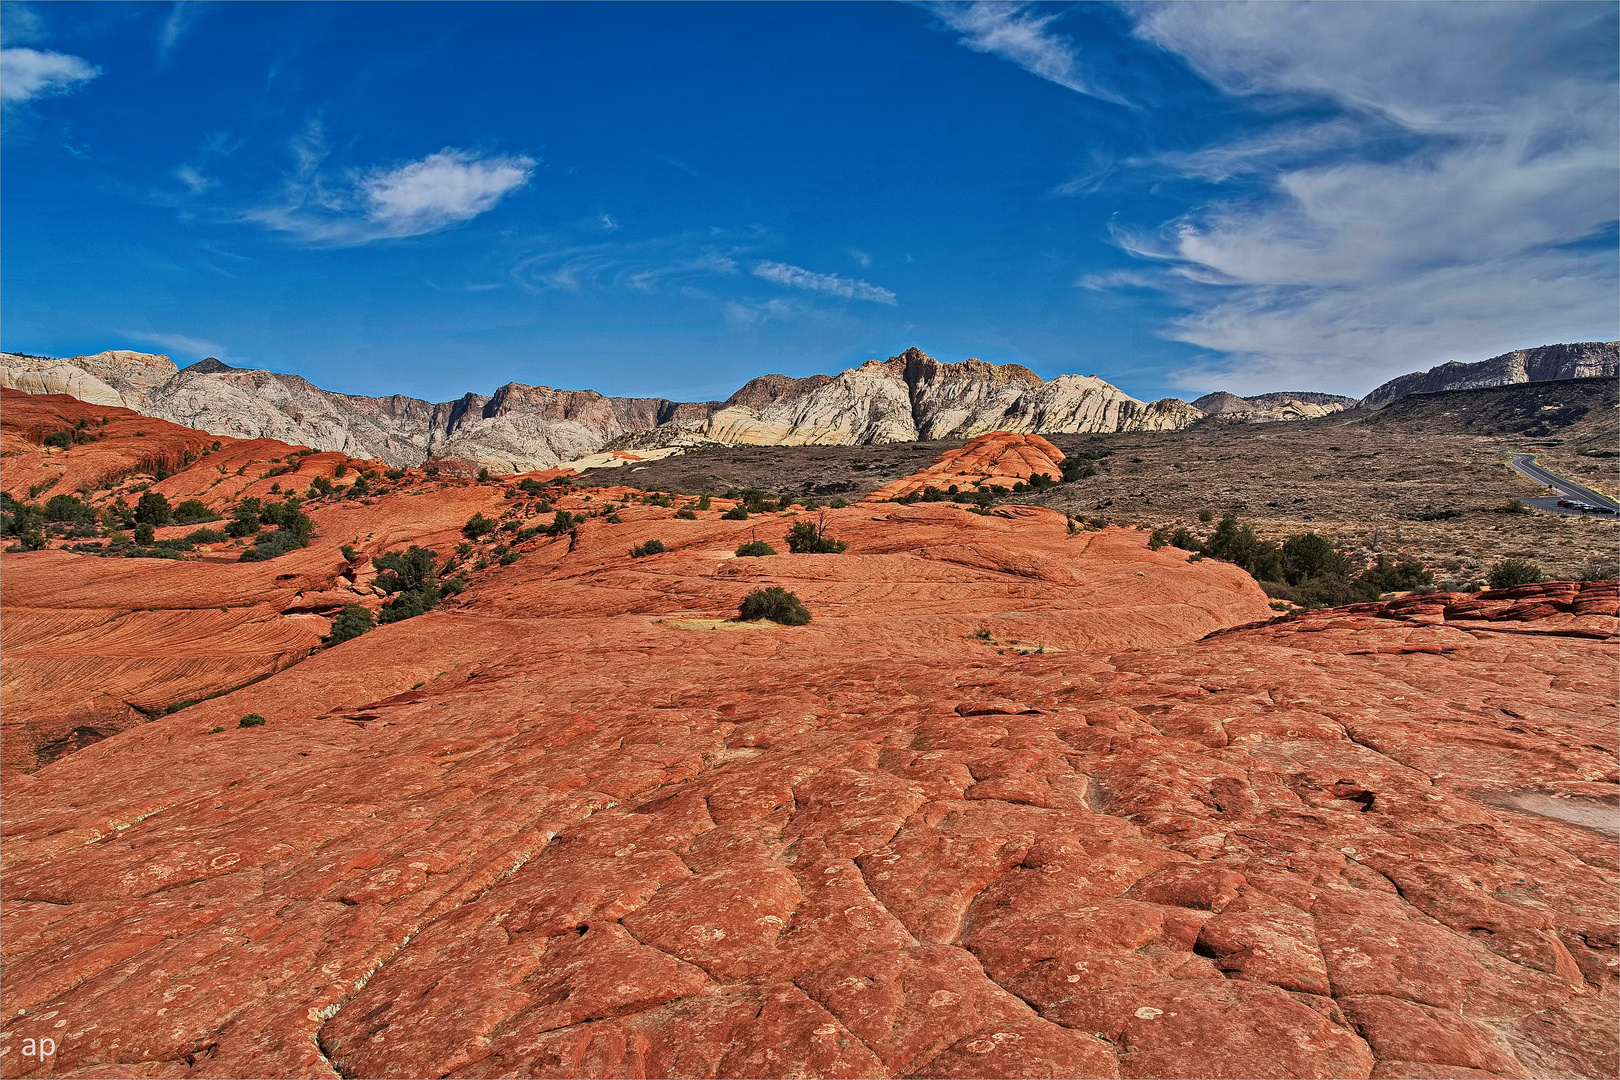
xmin=238 ymin=713 xmax=266 ymax=728
xmin=631 ymin=538 xmax=666 ymax=557
xmin=738 ymin=586 xmax=811 ymax=625
xmin=735 ymin=539 xmax=776 ymax=557
xmin=463 ymin=513 xmax=497 ymax=539
xmin=327 ymin=604 xmax=374 ymax=645
xmin=1487 ymin=558 xmax=1543 ymax=588
xmin=722 ymin=505 xmax=749 ymax=520
xmin=373 ymin=545 xmax=442 ymax=622
xmin=786 ymin=516 xmax=847 ymax=554
xmin=675 ymin=508 xmax=697 ymax=520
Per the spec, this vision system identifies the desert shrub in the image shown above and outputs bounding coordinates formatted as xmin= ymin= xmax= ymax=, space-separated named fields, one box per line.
xmin=42 ymin=493 xmax=96 ymax=525
xmin=675 ymin=508 xmax=697 ymax=520
xmin=735 ymin=539 xmax=776 ymax=557
xmin=549 ymin=509 xmax=578 ymax=535
xmin=43 ymin=430 xmax=72 ymax=449
xmin=1293 ymin=574 xmax=1375 ymax=608
xmin=478 ymin=467 xmax=493 ymax=482
xmin=239 ymin=529 xmax=306 ymax=561
xmin=327 ymin=604 xmax=374 ymax=645
xmin=306 ymin=475 xmax=334 ymax=498
xmin=829 ymin=498 xmax=850 ymax=509
xmin=172 ymin=499 xmax=219 ymax=524
xmin=1198 ymin=508 xmax=1214 ymax=523
xmin=1487 ymin=559 xmax=1543 ymax=589
xmin=1203 ymin=513 xmax=1283 ymax=581
xmin=631 ymin=538 xmax=666 ymax=557
xmin=463 ymin=513 xmax=497 ymax=540
xmin=1028 ymin=472 xmax=1057 ymax=489
xmin=334 ymin=463 xmax=348 ymax=478
xmin=345 ymin=474 xmax=371 ymax=499
xmin=738 ymin=586 xmax=811 ymax=625
xmin=1169 ymin=527 xmax=1199 ymax=551
xmin=1280 ymin=533 xmax=1354 ymax=586
xmin=186 ymin=527 xmax=227 ymax=544
xmin=1360 ymin=556 xmax=1434 ymax=593
xmin=722 ymin=505 xmax=749 ymax=520
xmin=134 ymin=522 xmax=156 ymax=545
xmin=1501 ymin=499 xmax=1531 ymax=515
xmin=1581 ymin=556 xmax=1618 ymax=581
xmin=385 ymin=468 xmax=406 ymax=481
xmin=694 ymin=494 xmax=712 ymax=511
xmin=643 ymin=493 xmax=673 ymax=508
xmin=498 ymin=551 xmax=520 ymax=566
xmin=134 ymin=491 xmax=172 ymax=525
xmin=340 ymin=544 xmax=358 ymax=563
xmin=372 ymin=545 xmax=446 ymax=623
xmin=238 ymin=713 xmax=266 ymax=728
xmin=786 ymin=517 xmax=847 ymax=554
xmin=1148 ymin=527 xmax=1168 ymax=551
xmin=1060 ymin=459 xmax=1097 ymax=482
xmin=518 ymin=477 xmax=548 ymax=495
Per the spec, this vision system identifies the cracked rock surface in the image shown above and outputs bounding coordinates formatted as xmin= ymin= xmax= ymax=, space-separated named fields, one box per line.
xmin=1 ymin=431 xmax=1615 ymax=1077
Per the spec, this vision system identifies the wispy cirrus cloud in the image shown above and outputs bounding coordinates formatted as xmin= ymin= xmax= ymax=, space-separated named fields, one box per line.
xmin=752 ymin=261 xmax=897 ymax=305
xmin=1 ymin=46 xmax=99 ymax=104
xmin=512 ymin=235 xmax=744 ymax=296
xmin=157 ymin=2 xmax=203 ymax=66
xmin=926 ymin=1 xmax=1127 ymax=106
xmin=125 ymin=331 xmax=245 ymax=365
xmin=1095 ymin=0 xmax=1619 ymax=396
xmin=245 ymin=123 xmax=535 ymax=245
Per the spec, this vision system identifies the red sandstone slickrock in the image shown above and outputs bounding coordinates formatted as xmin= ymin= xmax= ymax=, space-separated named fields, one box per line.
xmin=1 ymin=397 xmax=1615 ymax=1079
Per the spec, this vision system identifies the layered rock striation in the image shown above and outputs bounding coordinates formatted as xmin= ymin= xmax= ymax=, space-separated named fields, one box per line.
xmin=1 ymin=453 xmax=1614 ymax=1078
xmin=1361 ymin=342 xmax=1620 ymax=409
xmin=2 ymin=348 xmax=1202 ymax=474
xmin=864 ymin=432 xmax=1068 ymax=502
xmin=1192 ymin=390 xmax=1357 ymax=423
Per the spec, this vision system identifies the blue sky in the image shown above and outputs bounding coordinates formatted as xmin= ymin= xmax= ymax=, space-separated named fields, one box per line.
xmin=3 ymin=1 xmax=1615 ymax=404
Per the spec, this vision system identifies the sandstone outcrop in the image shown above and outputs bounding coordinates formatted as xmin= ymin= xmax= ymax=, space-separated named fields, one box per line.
xmin=2 ymin=402 xmax=1616 ymax=1078
xmin=864 ymin=432 xmax=1068 ymax=501
xmin=1191 ymin=390 xmax=1356 ymax=423
xmin=2 ymin=347 xmax=1203 ymax=474
xmin=1361 ymin=341 xmax=1620 ymax=409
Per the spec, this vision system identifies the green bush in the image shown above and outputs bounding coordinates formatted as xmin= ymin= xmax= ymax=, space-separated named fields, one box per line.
xmin=134 ymin=522 xmax=156 ymax=545
xmin=631 ymin=538 xmax=666 ymax=557
xmin=1487 ymin=559 xmax=1543 ymax=589
xmin=1280 ymin=533 xmax=1353 ymax=586
xmin=738 ymin=586 xmax=811 ymax=625
xmin=134 ymin=491 xmax=172 ymax=525
xmin=478 ymin=467 xmax=493 ymax=482
xmin=327 ymin=604 xmax=374 ymax=645
xmin=1360 ymin=556 xmax=1434 ymax=593
xmin=186 ymin=527 xmax=228 ymax=545
xmin=238 ymin=713 xmax=266 ymax=728
xmin=43 ymin=494 xmax=96 ymax=524
xmin=694 ymin=494 xmax=712 ymax=511
xmin=675 ymin=508 xmax=697 ymax=520
xmin=722 ymin=505 xmax=749 ymax=520
xmin=43 ymin=430 xmax=72 ymax=449
xmin=172 ymin=498 xmax=219 ymax=524
xmin=1501 ymin=499 xmax=1531 ymax=515
xmin=374 ymin=545 xmax=441 ymax=623
xmin=340 ymin=544 xmax=358 ymax=563
xmin=549 ymin=509 xmax=578 ymax=535
xmin=735 ymin=539 xmax=776 ymax=557
xmin=1169 ymin=527 xmax=1199 ymax=551
xmin=1198 ymin=508 xmax=1214 ymax=523
xmin=463 ymin=512 xmax=497 ymax=540
xmin=786 ymin=518 xmax=847 ymax=554
xmin=1148 ymin=527 xmax=1169 ymax=551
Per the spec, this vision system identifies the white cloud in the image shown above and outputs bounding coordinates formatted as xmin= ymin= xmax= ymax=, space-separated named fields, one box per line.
xmin=1 ymin=4 xmax=46 ymax=46
xmin=849 ymin=249 xmax=870 ymax=268
xmin=174 ymin=163 xmax=216 ymax=193
xmin=1110 ymin=1 xmax=1618 ymax=395
xmin=752 ymin=261 xmax=898 ymax=305
xmin=247 ymin=129 xmax=535 ymax=245
xmin=511 ymin=234 xmax=747 ymax=296
xmin=1 ymin=47 xmax=98 ymax=103
xmin=158 ymin=2 xmax=201 ymax=65
xmin=126 ymin=331 xmax=244 ymax=365
xmin=927 ymin=1 xmax=1127 ymax=105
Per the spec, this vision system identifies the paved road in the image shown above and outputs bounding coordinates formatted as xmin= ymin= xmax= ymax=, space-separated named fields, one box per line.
xmin=1504 ymin=453 xmax=1620 ymax=516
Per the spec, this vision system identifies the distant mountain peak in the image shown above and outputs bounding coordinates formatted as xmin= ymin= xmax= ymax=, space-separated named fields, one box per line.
xmin=182 ymin=357 xmax=236 ymax=374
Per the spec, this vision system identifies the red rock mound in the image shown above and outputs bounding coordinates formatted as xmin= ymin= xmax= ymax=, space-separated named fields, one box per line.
xmin=2 ymin=410 xmax=1616 ymax=1080
xmin=865 ymin=432 xmax=1066 ymax=502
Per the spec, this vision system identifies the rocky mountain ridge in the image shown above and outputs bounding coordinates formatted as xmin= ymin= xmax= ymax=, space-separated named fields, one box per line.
xmin=1359 ymin=341 xmax=1620 ymax=409
xmin=6 ymin=340 xmax=1612 ymax=473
